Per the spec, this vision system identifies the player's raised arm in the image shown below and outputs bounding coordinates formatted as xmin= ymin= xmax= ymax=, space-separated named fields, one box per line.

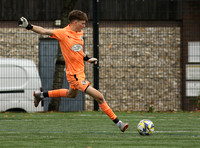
xmin=18 ymin=17 xmax=53 ymax=36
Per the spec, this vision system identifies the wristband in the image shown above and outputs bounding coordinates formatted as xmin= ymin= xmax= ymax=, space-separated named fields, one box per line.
xmin=84 ymin=55 xmax=91 ymax=61
xmin=26 ymin=23 xmax=33 ymax=30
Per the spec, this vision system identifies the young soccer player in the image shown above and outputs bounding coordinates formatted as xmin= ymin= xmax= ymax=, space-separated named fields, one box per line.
xmin=18 ymin=10 xmax=128 ymax=132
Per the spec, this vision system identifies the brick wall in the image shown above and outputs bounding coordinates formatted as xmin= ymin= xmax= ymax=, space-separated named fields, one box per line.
xmin=0 ymin=22 xmax=181 ymax=111
xmin=182 ymin=0 xmax=200 ymax=110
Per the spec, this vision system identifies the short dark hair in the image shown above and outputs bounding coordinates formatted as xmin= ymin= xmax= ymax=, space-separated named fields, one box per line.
xmin=68 ymin=10 xmax=88 ymax=22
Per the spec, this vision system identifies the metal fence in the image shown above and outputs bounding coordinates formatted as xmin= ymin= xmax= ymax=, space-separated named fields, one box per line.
xmin=0 ymin=21 xmax=181 ymax=112
xmin=0 ymin=0 xmax=200 ymax=112
xmin=84 ymin=21 xmax=181 ymax=111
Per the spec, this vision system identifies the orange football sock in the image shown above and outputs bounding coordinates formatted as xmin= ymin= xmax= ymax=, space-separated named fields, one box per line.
xmin=99 ymin=102 xmax=117 ymax=120
xmin=48 ymin=89 xmax=68 ymax=98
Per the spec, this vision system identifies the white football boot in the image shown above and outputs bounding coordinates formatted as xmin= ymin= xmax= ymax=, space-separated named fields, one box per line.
xmin=33 ymin=91 xmax=43 ymax=107
xmin=118 ymin=121 xmax=129 ymax=132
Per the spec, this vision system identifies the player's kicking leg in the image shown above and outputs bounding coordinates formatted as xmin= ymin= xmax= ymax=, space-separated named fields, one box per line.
xmin=85 ymin=86 xmax=129 ymax=132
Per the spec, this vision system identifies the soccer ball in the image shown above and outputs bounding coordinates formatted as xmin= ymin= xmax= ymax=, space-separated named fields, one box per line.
xmin=137 ymin=119 xmax=154 ymax=135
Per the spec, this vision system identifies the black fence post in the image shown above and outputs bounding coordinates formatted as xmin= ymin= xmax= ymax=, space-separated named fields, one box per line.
xmin=93 ymin=0 xmax=99 ymax=111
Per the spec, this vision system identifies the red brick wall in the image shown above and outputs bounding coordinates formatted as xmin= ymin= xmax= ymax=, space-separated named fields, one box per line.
xmin=182 ymin=0 xmax=200 ymax=110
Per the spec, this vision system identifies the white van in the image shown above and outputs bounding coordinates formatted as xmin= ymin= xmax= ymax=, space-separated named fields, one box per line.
xmin=0 ymin=58 xmax=43 ymax=112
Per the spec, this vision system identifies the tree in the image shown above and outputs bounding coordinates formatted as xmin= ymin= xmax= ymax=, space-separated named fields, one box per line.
xmin=48 ymin=0 xmax=77 ymax=111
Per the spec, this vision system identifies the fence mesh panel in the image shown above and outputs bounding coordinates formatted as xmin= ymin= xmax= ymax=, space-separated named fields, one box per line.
xmin=1 ymin=0 xmax=200 ymax=112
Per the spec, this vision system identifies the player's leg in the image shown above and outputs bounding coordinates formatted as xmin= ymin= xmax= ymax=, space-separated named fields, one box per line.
xmin=85 ymin=86 xmax=129 ymax=132
xmin=34 ymin=87 xmax=78 ymax=107
xmin=48 ymin=87 xmax=79 ymax=98
xmin=66 ymin=87 xmax=79 ymax=98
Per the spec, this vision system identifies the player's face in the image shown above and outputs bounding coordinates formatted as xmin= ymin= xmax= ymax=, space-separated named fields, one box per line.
xmin=75 ymin=20 xmax=86 ymax=32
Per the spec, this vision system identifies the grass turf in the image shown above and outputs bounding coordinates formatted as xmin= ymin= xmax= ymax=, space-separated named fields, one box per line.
xmin=0 ymin=111 xmax=200 ymax=148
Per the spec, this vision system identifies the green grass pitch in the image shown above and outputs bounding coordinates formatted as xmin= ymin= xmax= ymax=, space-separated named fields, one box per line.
xmin=0 ymin=111 xmax=200 ymax=148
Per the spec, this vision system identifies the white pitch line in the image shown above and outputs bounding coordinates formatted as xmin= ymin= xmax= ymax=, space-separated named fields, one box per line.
xmin=155 ymin=131 xmax=200 ymax=133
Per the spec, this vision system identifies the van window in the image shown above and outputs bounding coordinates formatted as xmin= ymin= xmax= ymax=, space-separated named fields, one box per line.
xmin=0 ymin=64 xmax=27 ymax=90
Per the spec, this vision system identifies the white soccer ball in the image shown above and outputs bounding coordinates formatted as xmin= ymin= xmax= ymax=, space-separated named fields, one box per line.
xmin=137 ymin=119 xmax=154 ymax=135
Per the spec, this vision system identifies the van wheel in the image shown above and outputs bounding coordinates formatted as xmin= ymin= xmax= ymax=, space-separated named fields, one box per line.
xmin=6 ymin=108 xmax=26 ymax=113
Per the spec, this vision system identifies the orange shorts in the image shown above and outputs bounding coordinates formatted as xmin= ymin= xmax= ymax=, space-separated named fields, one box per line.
xmin=66 ymin=73 xmax=90 ymax=92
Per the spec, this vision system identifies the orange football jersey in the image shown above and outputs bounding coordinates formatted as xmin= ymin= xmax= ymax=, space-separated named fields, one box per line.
xmin=51 ymin=25 xmax=85 ymax=75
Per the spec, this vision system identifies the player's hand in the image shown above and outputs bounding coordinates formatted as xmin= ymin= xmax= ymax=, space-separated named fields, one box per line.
xmin=88 ymin=58 xmax=98 ymax=64
xmin=18 ymin=17 xmax=29 ymax=28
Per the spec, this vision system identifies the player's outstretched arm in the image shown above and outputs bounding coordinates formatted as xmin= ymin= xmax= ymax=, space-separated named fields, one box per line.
xmin=18 ymin=17 xmax=53 ymax=36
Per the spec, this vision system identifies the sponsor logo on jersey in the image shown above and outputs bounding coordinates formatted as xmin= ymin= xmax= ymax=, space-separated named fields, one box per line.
xmin=71 ymin=44 xmax=83 ymax=52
